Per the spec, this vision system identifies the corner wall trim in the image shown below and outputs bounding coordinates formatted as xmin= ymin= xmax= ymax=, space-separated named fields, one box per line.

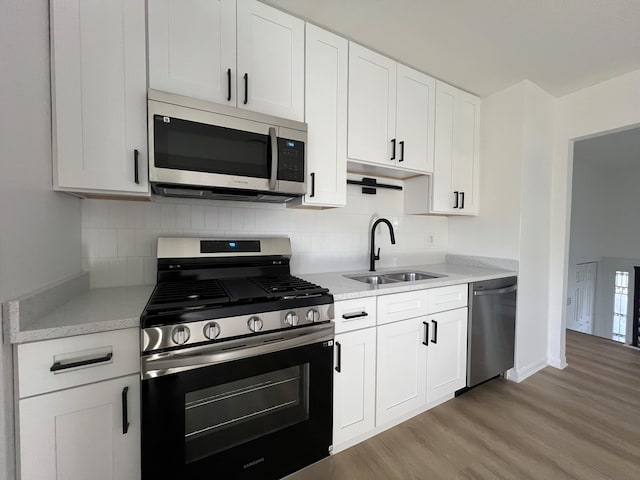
xmin=506 ymin=359 xmax=548 ymax=383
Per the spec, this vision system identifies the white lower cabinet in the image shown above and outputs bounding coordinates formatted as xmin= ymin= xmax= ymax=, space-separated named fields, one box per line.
xmin=426 ymin=307 xmax=468 ymax=403
xmin=333 ymin=327 xmax=376 ymax=447
xmin=19 ymin=374 xmax=140 ymax=480
xmin=375 ymin=316 xmax=427 ymax=426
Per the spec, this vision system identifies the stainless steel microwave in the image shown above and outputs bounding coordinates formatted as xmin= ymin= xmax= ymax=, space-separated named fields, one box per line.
xmin=148 ymin=89 xmax=307 ymax=202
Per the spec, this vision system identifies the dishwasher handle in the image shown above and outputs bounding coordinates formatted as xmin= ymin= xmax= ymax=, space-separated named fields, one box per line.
xmin=473 ymin=285 xmax=517 ymax=297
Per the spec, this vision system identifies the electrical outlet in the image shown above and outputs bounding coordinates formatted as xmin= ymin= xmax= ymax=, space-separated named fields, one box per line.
xmin=424 ymin=234 xmax=434 ymax=246
xmin=567 ymin=297 xmax=571 ymax=306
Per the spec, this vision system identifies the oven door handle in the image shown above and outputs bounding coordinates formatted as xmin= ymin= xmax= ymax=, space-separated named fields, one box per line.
xmin=141 ymin=322 xmax=335 ymax=380
xmin=268 ymin=126 xmax=278 ymax=191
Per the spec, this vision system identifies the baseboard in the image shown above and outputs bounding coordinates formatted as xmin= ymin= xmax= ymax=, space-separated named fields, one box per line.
xmin=547 ymin=356 xmax=568 ymax=370
xmin=505 ymin=358 xmax=548 ymax=383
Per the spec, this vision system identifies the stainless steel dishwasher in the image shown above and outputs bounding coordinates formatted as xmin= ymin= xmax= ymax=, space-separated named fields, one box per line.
xmin=467 ymin=276 xmax=517 ymax=388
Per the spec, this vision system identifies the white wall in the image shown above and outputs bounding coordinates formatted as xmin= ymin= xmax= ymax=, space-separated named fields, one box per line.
xmin=0 ymin=1 xmax=83 ymax=478
xmin=549 ymin=68 xmax=640 ymax=368
xmin=80 ymin=181 xmax=449 ymax=288
xmin=449 ymin=80 xmax=554 ymax=381
xmin=447 ymin=82 xmax=524 ymax=259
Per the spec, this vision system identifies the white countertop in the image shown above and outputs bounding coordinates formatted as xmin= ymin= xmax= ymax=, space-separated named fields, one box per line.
xmin=299 ymin=263 xmax=516 ymax=301
xmin=5 ymin=281 xmax=153 ymax=344
xmin=4 ymin=262 xmax=515 ymax=344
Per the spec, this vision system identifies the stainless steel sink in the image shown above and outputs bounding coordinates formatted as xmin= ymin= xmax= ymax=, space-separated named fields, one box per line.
xmin=383 ymin=271 xmax=442 ymax=282
xmin=346 ymin=270 xmax=445 ymax=285
xmin=345 ymin=274 xmax=401 ymax=285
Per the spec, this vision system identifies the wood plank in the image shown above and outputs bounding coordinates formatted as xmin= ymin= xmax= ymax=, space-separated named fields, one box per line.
xmin=290 ymin=330 xmax=640 ymax=479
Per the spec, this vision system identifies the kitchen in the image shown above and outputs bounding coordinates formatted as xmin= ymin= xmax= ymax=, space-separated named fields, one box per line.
xmin=1 ymin=1 xmax=640 ymax=479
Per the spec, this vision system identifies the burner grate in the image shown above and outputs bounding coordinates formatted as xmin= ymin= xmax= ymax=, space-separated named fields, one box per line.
xmin=251 ymin=276 xmax=329 ymax=298
xmin=146 ymin=279 xmax=230 ymax=311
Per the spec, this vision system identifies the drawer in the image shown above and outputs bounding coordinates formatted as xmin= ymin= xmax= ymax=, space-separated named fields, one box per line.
xmin=334 ymin=297 xmax=377 ymax=333
xmin=377 ymin=290 xmax=428 ymax=325
xmin=17 ymin=328 xmax=139 ymax=398
xmin=427 ymin=284 xmax=468 ymax=313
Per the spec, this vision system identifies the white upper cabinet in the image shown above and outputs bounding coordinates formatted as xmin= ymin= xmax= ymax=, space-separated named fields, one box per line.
xmin=147 ymin=0 xmax=304 ymax=121
xmin=290 ymin=23 xmax=347 ymax=208
xmin=396 ymin=64 xmax=436 ymax=173
xmin=431 ymin=81 xmax=481 ymax=214
xmin=348 ymin=43 xmax=435 ymax=175
xmin=148 ymin=0 xmax=236 ymax=106
xmin=347 ymin=43 xmax=397 ymax=167
xmin=50 ymin=0 xmax=148 ymax=196
xmin=236 ymin=0 xmax=304 ymax=121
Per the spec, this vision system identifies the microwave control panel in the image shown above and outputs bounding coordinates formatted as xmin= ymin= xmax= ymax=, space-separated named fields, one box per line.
xmin=277 ymin=138 xmax=305 ymax=182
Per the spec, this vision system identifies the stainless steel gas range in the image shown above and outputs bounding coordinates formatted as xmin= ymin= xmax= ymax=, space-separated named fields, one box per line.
xmin=140 ymin=237 xmax=335 ymax=480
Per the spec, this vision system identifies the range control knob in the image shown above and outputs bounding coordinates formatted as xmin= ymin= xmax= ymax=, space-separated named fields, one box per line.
xmin=306 ymin=309 xmax=320 ymax=323
xmin=203 ymin=322 xmax=221 ymax=340
xmin=285 ymin=311 xmax=299 ymax=327
xmin=248 ymin=316 xmax=263 ymax=332
xmin=171 ymin=326 xmax=191 ymax=345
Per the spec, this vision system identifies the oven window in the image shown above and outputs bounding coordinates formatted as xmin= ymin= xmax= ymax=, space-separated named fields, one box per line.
xmin=184 ymin=364 xmax=310 ymax=464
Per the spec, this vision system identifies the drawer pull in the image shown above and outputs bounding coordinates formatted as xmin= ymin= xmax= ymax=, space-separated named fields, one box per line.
xmin=342 ymin=311 xmax=368 ymax=320
xmin=50 ymin=352 xmax=113 ymax=372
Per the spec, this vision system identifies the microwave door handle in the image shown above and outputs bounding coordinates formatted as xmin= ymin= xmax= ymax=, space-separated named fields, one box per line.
xmin=268 ymin=127 xmax=278 ymax=190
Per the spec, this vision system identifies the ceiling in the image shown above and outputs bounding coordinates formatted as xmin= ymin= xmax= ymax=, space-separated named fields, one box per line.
xmin=574 ymin=126 xmax=640 ymax=169
xmin=261 ymin=0 xmax=640 ymax=98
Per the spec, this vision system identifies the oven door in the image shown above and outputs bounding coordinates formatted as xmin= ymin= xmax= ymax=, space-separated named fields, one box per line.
xmin=141 ymin=323 xmax=334 ymax=480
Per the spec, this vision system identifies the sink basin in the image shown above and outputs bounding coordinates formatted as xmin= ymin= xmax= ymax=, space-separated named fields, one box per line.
xmin=346 ymin=271 xmax=445 ymax=285
xmin=383 ymin=271 xmax=442 ymax=282
xmin=346 ymin=275 xmax=401 ymax=285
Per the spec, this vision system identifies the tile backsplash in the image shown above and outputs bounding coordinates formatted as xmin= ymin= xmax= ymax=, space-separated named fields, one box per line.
xmin=81 ymin=182 xmax=448 ymax=288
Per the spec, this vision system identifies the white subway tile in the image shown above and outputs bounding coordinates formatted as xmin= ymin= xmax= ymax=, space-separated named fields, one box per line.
xmin=125 ymin=203 xmax=144 ymax=228
xmin=175 ymin=204 xmax=191 ymax=230
xmin=87 ymin=200 xmax=109 ymax=228
xmin=109 ymin=258 xmax=128 ymax=286
xmin=143 ymin=203 xmax=162 ymax=228
xmin=117 ymin=229 xmax=136 ymax=257
xmin=99 ymin=230 xmax=118 ymax=258
xmin=205 ymin=206 xmax=219 ymax=230
xmin=108 ymin=202 xmax=128 ymax=229
xmin=135 ymin=230 xmax=153 ymax=257
xmin=89 ymin=258 xmax=109 ymax=288
xmin=161 ymin=204 xmax=177 ymax=229
xmin=243 ymin=209 xmax=256 ymax=231
xmin=191 ymin=205 xmax=205 ymax=230
xmin=144 ymin=257 xmax=157 ymax=284
xmin=231 ymin=208 xmax=244 ymax=231
xmin=126 ymin=257 xmax=144 ymax=286
xmin=218 ymin=207 xmax=232 ymax=230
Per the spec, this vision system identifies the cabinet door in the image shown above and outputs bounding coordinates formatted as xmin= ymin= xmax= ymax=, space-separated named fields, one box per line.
xmin=396 ymin=64 xmax=435 ymax=173
xmin=347 ymin=43 xmax=397 ymax=166
xmin=376 ymin=317 xmax=427 ymax=426
xmin=298 ymin=23 xmax=347 ymax=208
xmin=19 ymin=375 xmax=140 ymax=480
xmin=452 ymin=90 xmax=481 ymax=214
xmin=50 ymin=0 xmax=148 ymax=195
xmin=148 ymin=0 xmax=236 ymax=105
xmin=432 ymin=81 xmax=480 ymax=214
xmin=236 ymin=0 xmax=304 ymax=121
xmin=333 ymin=328 xmax=376 ymax=447
xmin=426 ymin=308 xmax=468 ymax=403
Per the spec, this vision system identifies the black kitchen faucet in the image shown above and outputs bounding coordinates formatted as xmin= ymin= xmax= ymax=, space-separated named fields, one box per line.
xmin=370 ymin=218 xmax=396 ymax=271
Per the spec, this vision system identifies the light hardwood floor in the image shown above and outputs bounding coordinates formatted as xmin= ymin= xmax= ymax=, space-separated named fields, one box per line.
xmin=294 ymin=330 xmax=640 ymax=479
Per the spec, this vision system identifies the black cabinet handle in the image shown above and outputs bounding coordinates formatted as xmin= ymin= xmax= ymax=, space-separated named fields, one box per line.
xmin=227 ymin=68 xmax=232 ymax=102
xmin=243 ymin=73 xmax=248 ymax=105
xmin=453 ymin=191 xmax=459 ymax=209
xmin=342 ymin=311 xmax=368 ymax=320
xmin=460 ymin=192 xmax=465 ymax=209
xmin=423 ymin=321 xmax=429 ymax=346
xmin=399 ymin=140 xmax=405 ymax=162
xmin=431 ymin=320 xmax=438 ymax=344
xmin=134 ymin=149 xmax=139 ymax=184
xmin=122 ymin=386 xmax=130 ymax=434
xmin=50 ymin=352 xmax=113 ymax=372
xmin=390 ymin=138 xmax=396 ymax=160
xmin=310 ymin=172 xmax=315 ymax=198
xmin=335 ymin=341 xmax=342 ymax=372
